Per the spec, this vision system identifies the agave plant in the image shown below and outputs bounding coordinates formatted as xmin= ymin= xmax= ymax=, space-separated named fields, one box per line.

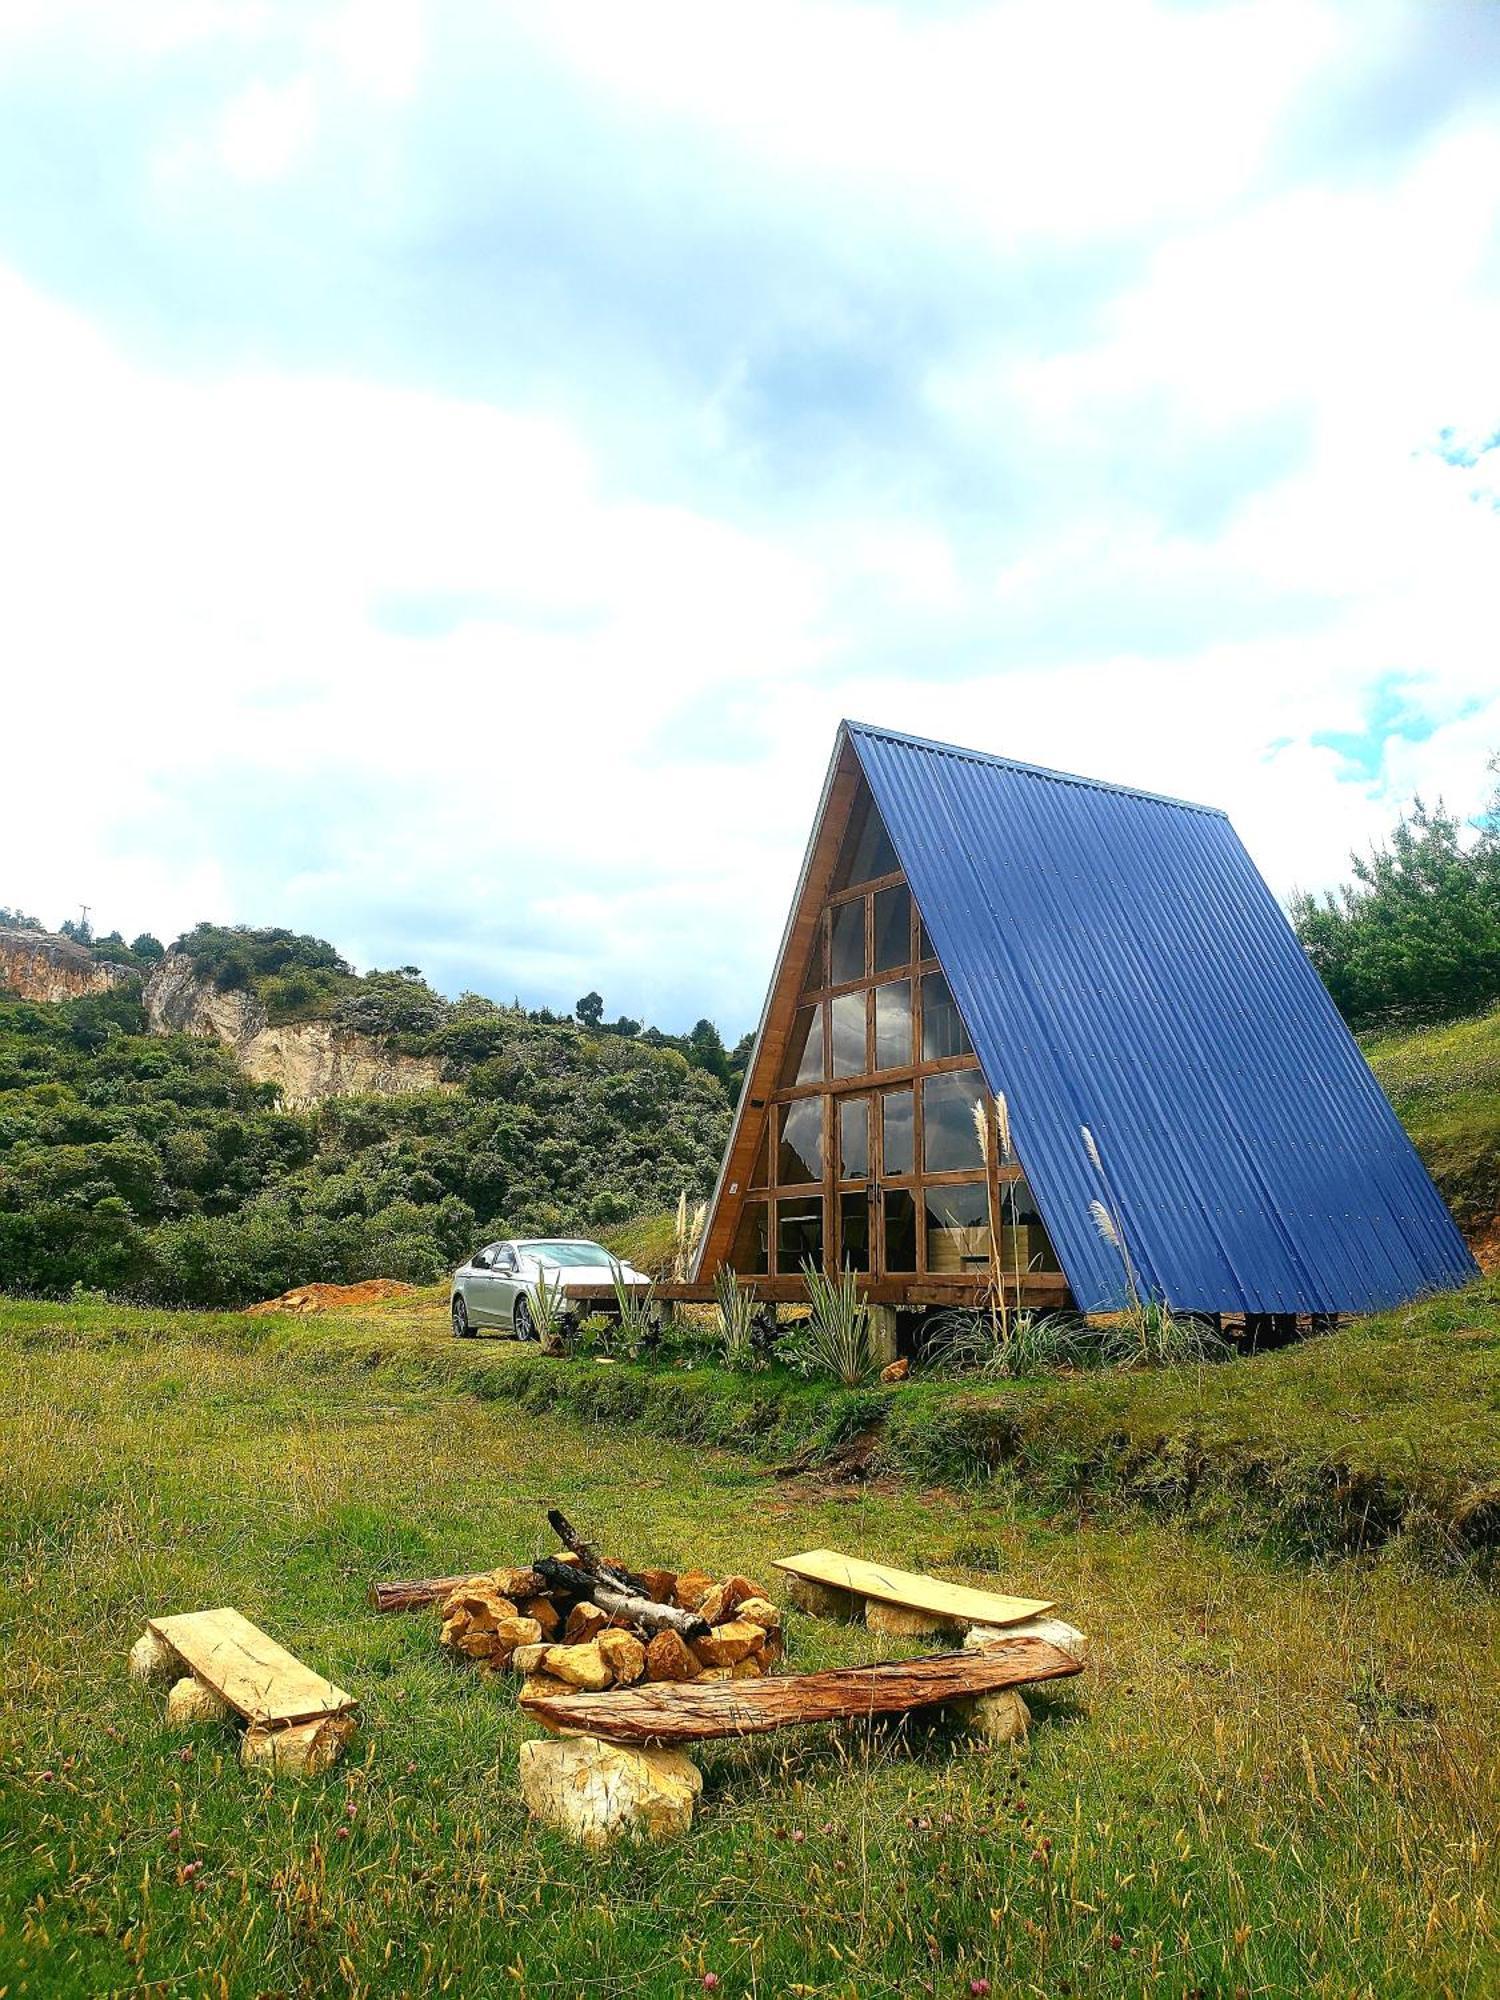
xmin=713 ymin=1265 xmax=760 ymax=1371
xmin=780 ymin=1259 xmax=877 ymax=1386
xmin=608 ymin=1256 xmax=657 ymax=1356
xmin=529 ymin=1262 xmax=569 ymax=1355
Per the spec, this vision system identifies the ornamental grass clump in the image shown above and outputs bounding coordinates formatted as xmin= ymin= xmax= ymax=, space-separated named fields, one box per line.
xmin=1081 ymin=1124 xmax=1229 ymax=1367
xmin=921 ymin=1307 xmax=1091 ymax=1379
xmin=783 ymin=1259 xmax=877 ymax=1386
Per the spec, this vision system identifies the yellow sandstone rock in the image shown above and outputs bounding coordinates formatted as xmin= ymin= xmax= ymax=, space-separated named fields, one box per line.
xmin=693 ymin=1620 xmax=764 ymax=1668
xmin=644 ymin=1630 xmax=701 ymax=1682
xmin=673 ymin=1570 xmax=714 ymax=1611
xmin=518 ymin=1736 xmax=702 ymax=1847
xmin=564 ymin=1601 xmax=610 ymax=1644
xmin=241 ymin=1714 xmax=356 ymax=1777
xmin=596 ymin=1629 xmax=646 ymax=1685
xmin=543 ymin=1641 xmax=613 ymax=1691
xmin=165 ymin=1674 xmax=232 ymax=1725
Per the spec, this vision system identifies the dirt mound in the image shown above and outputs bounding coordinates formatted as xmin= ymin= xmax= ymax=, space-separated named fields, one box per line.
xmin=245 ymin=1279 xmax=416 ymax=1316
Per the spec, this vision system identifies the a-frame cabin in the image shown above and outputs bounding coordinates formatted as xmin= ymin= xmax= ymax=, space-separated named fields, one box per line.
xmin=689 ymin=721 xmax=1476 ymax=1318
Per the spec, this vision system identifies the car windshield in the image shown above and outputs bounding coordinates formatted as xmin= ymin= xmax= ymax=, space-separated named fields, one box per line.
xmin=520 ymin=1239 xmax=615 ymax=1267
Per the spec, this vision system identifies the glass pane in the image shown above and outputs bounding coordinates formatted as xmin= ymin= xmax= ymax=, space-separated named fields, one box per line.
xmin=839 ymin=1191 xmax=870 ymax=1272
xmin=917 ymin=914 xmax=934 ymax=962
xmin=802 ymin=918 xmax=825 ymax=994
xmin=925 ymin=1181 xmax=991 ymax=1276
xmin=780 ymin=1004 xmax=823 ymax=1086
xmin=881 ymin=1087 xmax=914 ymax=1177
xmin=838 ymin=1097 xmax=868 ymax=1179
xmin=729 ymin=1200 xmax=768 ymax=1276
xmin=999 ymin=1175 xmax=1062 ymax=1273
xmin=749 ymin=1123 xmax=770 ymax=1189
xmin=830 ymin=899 xmax=866 ymax=985
xmin=778 ymin=1098 xmax=822 ymax=1184
xmin=921 ymin=969 xmax=972 ymax=1060
xmin=831 ymin=991 xmax=867 ymax=1077
xmin=777 ymin=1196 xmax=823 ymax=1273
xmin=872 ymin=883 xmax=912 ymax=973
xmin=833 ymin=785 xmax=899 ymax=891
xmin=883 ymin=1187 xmax=917 ymax=1271
xmin=874 ymin=979 xmax=912 ymax=1070
xmin=923 ymin=1069 xmax=986 ymax=1173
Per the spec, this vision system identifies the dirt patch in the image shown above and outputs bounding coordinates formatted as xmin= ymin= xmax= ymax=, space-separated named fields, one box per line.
xmin=1469 ymin=1217 xmax=1500 ymax=1274
xmin=245 ymin=1279 xmax=416 ymax=1316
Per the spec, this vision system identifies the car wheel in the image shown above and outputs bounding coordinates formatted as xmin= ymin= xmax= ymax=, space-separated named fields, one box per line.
xmin=512 ymin=1295 xmax=535 ymax=1341
xmin=452 ymin=1296 xmax=474 ymax=1339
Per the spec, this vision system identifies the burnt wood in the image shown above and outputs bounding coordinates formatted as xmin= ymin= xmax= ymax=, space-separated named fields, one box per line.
xmin=523 ymin=1638 xmax=1081 ymax=1745
xmin=533 ymin=1555 xmax=709 ymax=1641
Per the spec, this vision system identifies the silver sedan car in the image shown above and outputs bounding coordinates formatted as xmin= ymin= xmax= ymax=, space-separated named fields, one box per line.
xmin=449 ymin=1237 xmax=650 ymax=1340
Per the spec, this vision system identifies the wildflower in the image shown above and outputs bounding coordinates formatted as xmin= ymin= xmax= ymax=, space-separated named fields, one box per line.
xmin=167 ymin=1827 xmax=182 ymax=1847
xmin=791 ymin=1829 xmax=805 ymax=1844
xmin=335 ymin=1826 xmax=350 ymax=1841
xmin=1109 ymin=1933 xmax=1123 ymax=1951
xmin=702 ymin=1978 xmax=720 ymax=1992
xmin=178 ymin=1746 xmax=193 ymax=1763
xmin=345 ymin=1801 xmax=358 ymax=1819
xmin=971 ymin=1982 xmax=991 ymax=1996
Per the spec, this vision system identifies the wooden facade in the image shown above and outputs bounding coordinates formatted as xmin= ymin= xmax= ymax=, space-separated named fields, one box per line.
xmin=689 ymin=736 xmax=1070 ymax=1309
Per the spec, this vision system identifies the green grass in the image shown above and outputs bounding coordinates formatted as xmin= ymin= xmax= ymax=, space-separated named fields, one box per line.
xmin=9 ymin=1274 xmax=1497 ymax=1569
xmin=2 ymin=1302 xmax=1498 ymax=1996
xmin=1366 ymin=1004 xmax=1500 ymax=1239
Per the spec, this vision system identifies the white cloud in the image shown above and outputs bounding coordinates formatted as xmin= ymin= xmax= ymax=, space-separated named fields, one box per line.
xmin=216 ymin=72 xmax=318 ymax=181
xmin=1 ymin=2 xmax=1498 ymax=1028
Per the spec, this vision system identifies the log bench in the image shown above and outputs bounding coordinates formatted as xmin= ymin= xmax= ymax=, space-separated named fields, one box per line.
xmin=519 ymin=1637 xmax=1082 ymax=1846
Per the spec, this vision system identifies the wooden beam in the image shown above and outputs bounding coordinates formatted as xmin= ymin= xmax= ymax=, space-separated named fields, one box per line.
xmin=696 ymin=736 xmax=865 ymax=1278
xmin=521 ymin=1640 xmax=1081 ymax=1745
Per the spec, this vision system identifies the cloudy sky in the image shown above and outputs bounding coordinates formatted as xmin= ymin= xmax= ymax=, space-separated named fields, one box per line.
xmin=2 ymin=0 xmax=1498 ymax=1035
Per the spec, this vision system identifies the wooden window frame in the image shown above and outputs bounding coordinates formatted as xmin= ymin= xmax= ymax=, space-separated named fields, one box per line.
xmin=747 ymin=873 xmax=1026 ymax=1279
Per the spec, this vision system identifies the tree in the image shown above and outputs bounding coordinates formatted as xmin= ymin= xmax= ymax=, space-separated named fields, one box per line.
xmin=685 ymin=1017 xmax=730 ymax=1084
xmin=575 ymin=991 xmax=604 ymax=1028
xmin=131 ymin=934 xmax=166 ymax=962
xmin=1292 ymin=764 xmax=1500 ymax=1031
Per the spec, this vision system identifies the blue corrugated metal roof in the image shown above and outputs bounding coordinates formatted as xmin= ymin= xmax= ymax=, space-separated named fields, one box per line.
xmin=849 ymin=720 xmax=1479 ymax=1314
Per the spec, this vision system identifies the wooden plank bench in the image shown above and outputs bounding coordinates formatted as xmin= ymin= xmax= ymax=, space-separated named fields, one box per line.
xmin=773 ymin=1547 xmax=1054 ymax=1635
xmin=522 ymin=1636 xmax=1081 ymax=1746
xmin=129 ymin=1607 xmax=358 ymax=1778
xmin=518 ymin=1639 xmax=1083 ymax=1844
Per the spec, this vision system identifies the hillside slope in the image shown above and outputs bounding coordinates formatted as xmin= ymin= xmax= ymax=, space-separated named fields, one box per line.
xmin=1365 ymin=1005 xmax=1500 ymax=1267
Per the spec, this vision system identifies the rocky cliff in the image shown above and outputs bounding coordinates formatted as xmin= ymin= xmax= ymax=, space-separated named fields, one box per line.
xmin=0 ymin=926 xmax=137 ymax=1004
xmin=143 ymin=952 xmax=449 ymax=1108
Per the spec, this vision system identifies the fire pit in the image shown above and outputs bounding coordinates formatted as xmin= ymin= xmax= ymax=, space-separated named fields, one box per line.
xmin=429 ymin=1512 xmax=784 ymax=1701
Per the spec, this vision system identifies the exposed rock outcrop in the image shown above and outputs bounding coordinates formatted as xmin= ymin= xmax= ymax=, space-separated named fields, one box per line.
xmin=0 ymin=926 xmax=137 ymax=1004
xmin=143 ymin=952 xmax=448 ymax=1108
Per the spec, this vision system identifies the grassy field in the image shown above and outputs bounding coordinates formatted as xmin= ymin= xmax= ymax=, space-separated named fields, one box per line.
xmin=1366 ymin=1005 xmax=1500 ymax=1253
xmin=2 ymin=1299 xmax=1498 ymax=1997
